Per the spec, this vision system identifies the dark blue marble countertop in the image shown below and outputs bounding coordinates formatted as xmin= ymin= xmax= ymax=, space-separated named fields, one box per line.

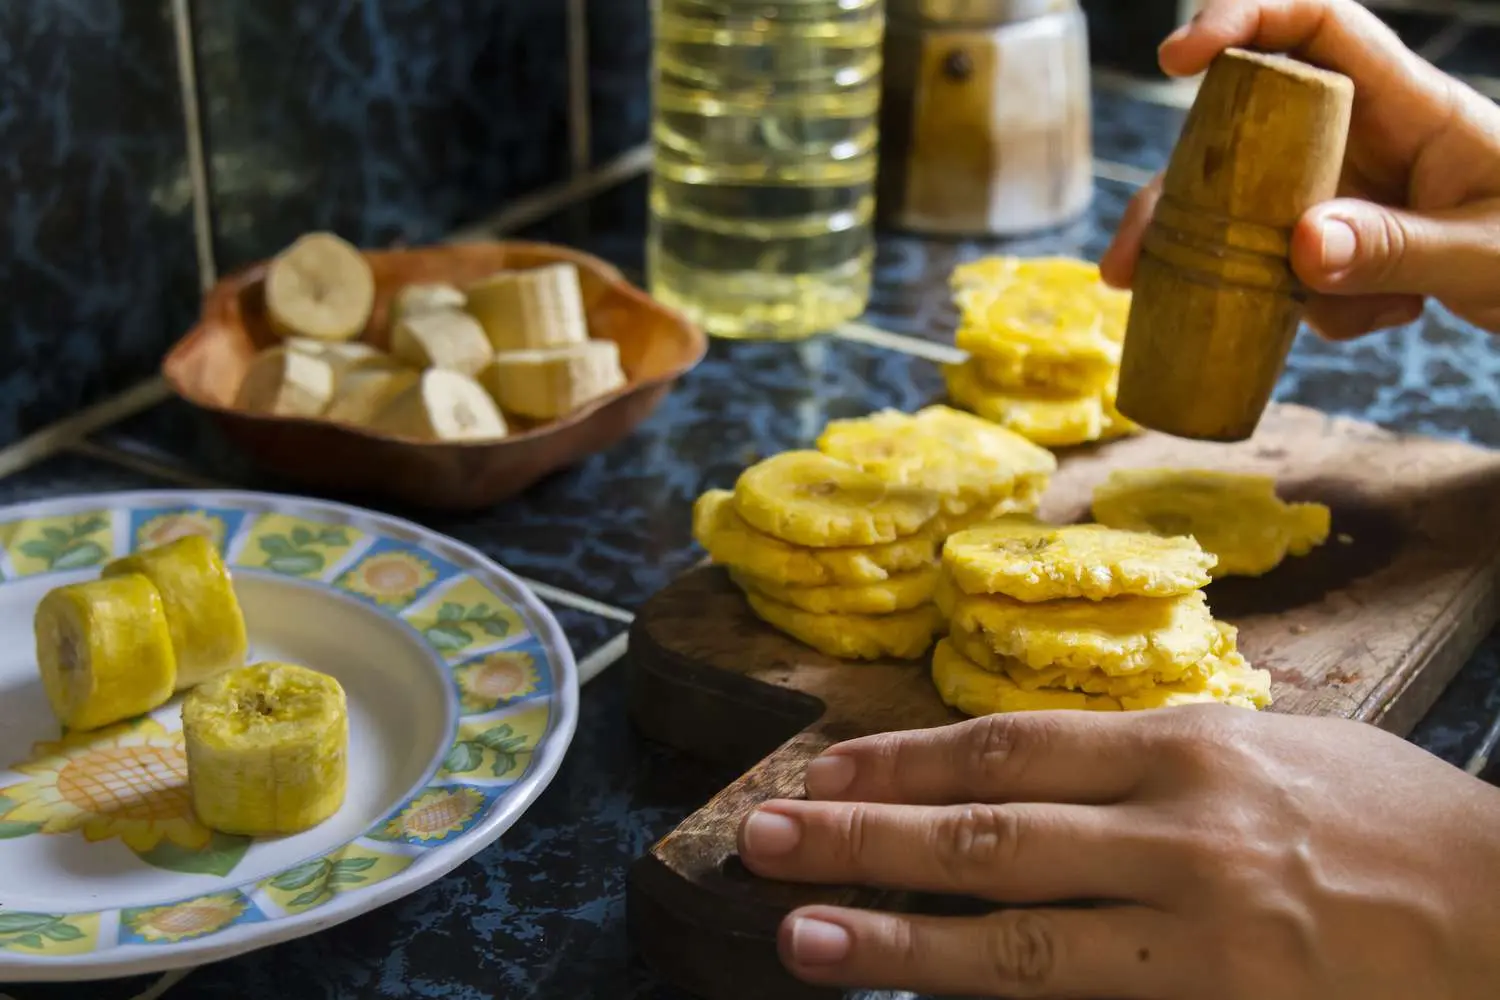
xmin=9 ymin=79 xmax=1500 ymax=1000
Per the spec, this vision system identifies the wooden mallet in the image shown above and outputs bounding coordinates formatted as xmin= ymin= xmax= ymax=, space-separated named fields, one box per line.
xmin=1114 ymin=48 xmax=1355 ymax=442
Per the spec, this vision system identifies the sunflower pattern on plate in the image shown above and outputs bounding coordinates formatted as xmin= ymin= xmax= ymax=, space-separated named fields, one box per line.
xmin=128 ymin=506 xmax=247 ymax=555
xmin=369 ymin=785 xmax=498 ymax=847
xmin=451 ymin=648 xmax=547 ymax=714
xmin=335 ymin=539 xmax=458 ymax=609
xmin=0 ymin=492 xmax=574 ymax=965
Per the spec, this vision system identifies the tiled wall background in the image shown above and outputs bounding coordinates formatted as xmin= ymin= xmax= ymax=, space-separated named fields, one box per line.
xmin=3 ymin=0 xmax=1497 ymax=454
xmin=1 ymin=0 xmax=654 ymax=455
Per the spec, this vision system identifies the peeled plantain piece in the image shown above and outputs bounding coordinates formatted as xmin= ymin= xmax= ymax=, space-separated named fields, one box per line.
xmin=370 ymin=368 xmax=509 ymax=442
xmin=465 ymin=263 xmax=590 ymax=352
xmin=235 ymin=348 xmax=336 ymax=418
xmin=389 ymin=282 xmax=467 ymax=327
xmin=391 ymin=309 xmax=494 ymax=378
xmin=182 ymin=662 xmax=349 ymax=836
xmin=264 ymin=232 xmax=375 ymax=343
xmin=733 ymin=451 xmax=941 ymax=548
xmin=34 ymin=575 xmax=179 ymax=732
xmin=480 ymin=340 xmax=627 ymax=421
xmin=102 ymin=535 xmax=248 ymax=692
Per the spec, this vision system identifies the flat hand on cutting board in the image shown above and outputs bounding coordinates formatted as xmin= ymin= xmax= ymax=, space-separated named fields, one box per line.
xmin=737 ymin=706 xmax=1500 ymax=999
xmin=1099 ymin=0 xmax=1500 ymax=339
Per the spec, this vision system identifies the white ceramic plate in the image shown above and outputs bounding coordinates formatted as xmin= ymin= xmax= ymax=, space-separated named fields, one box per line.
xmin=0 ymin=491 xmax=579 ymax=982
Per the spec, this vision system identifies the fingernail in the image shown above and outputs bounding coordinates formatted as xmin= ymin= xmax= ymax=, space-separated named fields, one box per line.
xmin=743 ymin=809 xmax=801 ymax=856
xmin=1319 ymin=219 xmax=1358 ymax=271
xmin=805 ymin=754 xmax=856 ymax=798
xmin=790 ymin=918 xmax=852 ymax=966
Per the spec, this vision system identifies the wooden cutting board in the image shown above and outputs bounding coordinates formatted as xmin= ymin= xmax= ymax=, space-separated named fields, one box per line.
xmin=624 ymin=403 xmax=1500 ymax=1000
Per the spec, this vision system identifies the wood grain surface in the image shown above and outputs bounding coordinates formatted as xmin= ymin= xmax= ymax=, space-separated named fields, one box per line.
xmin=1117 ymin=48 xmax=1354 ymax=441
xmin=626 ymin=403 xmax=1500 ymax=1000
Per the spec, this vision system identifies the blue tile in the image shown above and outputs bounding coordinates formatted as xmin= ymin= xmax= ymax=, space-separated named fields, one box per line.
xmin=587 ymin=0 xmax=651 ymax=164
xmin=1410 ymin=634 xmax=1500 ymax=767
xmin=0 ymin=451 xmax=173 ymax=506
xmin=193 ymin=0 xmax=572 ymax=269
xmin=1091 ymin=87 xmax=1184 ymax=173
xmin=0 ymin=2 xmax=200 ymax=447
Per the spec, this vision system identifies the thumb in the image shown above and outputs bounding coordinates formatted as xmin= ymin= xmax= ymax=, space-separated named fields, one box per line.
xmin=1292 ymin=198 xmax=1500 ymax=302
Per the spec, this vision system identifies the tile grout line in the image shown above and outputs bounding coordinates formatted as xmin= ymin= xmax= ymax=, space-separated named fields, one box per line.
xmin=169 ymin=0 xmax=218 ymax=292
xmin=566 ymin=0 xmax=593 ymax=178
xmin=70 ymin=438 xmax=227 ymax=489
xmin=831 ymin=322 xmax=965 ymax=364
xmin=1093 ymin=157 xmax=1157 ymax=188
xmin=67 ymin=439 xmax=639 ymax=626
xmin=130 ymin=967 xmax=195 ymax=1000
xmin=0 ymin=378 xmax=172 ymax=481
xmin=577 ymin=632 xmax=631 ymax=686
xmin=446 ymin=143 xmax=651 ymax=243
xmin=1465 ymin=706 xmax=1500 ymax=777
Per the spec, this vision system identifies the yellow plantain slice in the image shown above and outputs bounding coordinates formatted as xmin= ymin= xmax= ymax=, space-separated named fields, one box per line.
xmin=1091 ymin=468 xmax=1332 ymax=578
xmin=942 ymin=516 xmax=1217 ymax=602
xmin=731 ymin=564 xmax=941 ymax=615
xmin=693 ymin=490 xmax=940 ymax=586
xmin=744 ymin=591 xmax=944 ymax=662
xmin=950 ymin=589 xmax=1221 ymax=677
xmin=933 ymin=639 xmax=1122 ymax=715
xmin=733 ymin=451 xmax=941 ymax=548
xmin=943 ymin=363 xmax=1107 ymax=448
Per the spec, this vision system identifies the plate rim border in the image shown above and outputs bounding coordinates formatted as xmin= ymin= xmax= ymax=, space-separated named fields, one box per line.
xmin=0 ymin=488 xmax=582 ymax=983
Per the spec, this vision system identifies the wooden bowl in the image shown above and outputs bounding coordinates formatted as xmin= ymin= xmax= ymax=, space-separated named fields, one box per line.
xmin=162 ymin=241 xmax=707 ymax=511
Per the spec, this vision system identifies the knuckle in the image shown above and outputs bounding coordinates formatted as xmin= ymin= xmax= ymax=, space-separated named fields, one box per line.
xmin=838 ymin=803 xmax=870 ymax=868
xmin=981 ymin=911 xmax=1061 ymax=989
xmin=1365 ymin=210 xmax=1410 ymax=284
xmin=934 ymin=804 xmax=1021 ymax=879
xmin=962 ymin=712 xmax=1052 ymax=787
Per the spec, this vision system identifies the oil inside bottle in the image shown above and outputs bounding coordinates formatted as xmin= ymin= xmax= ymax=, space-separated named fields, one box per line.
xmin=648 ymin=0 xmax=884 ymax=340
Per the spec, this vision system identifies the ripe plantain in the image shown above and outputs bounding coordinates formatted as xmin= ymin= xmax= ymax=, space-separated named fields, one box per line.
xmin=390 ymin=309 xmax=494 ymax=378
xmin=34 ymin=575 xmax=178 ymax=732
xmin=264 ymin=232 xmax=375 ymax=343
xmin=324 ymin=367 xmax=421 ymax=427
xmin=464 ymin=263 xmax=590 ymax=352
xmin=480 ymin=339 xmax=626 ymax=420
xmin=370 ymin=368 xmax=508 ymax=442
xmin=235 ymin=348 xmax=336 ymax=418
xmin=389 ymin=282 xmax=467 ymax=327
xmin=102 ymin=535 xmax=248 ymax=692
xmin=182 ymin=662 xmax=348 ymax=836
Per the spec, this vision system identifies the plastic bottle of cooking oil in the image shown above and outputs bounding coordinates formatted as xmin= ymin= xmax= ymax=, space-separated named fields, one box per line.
xmin=648 ymin=0 xmax=884 ymax=340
